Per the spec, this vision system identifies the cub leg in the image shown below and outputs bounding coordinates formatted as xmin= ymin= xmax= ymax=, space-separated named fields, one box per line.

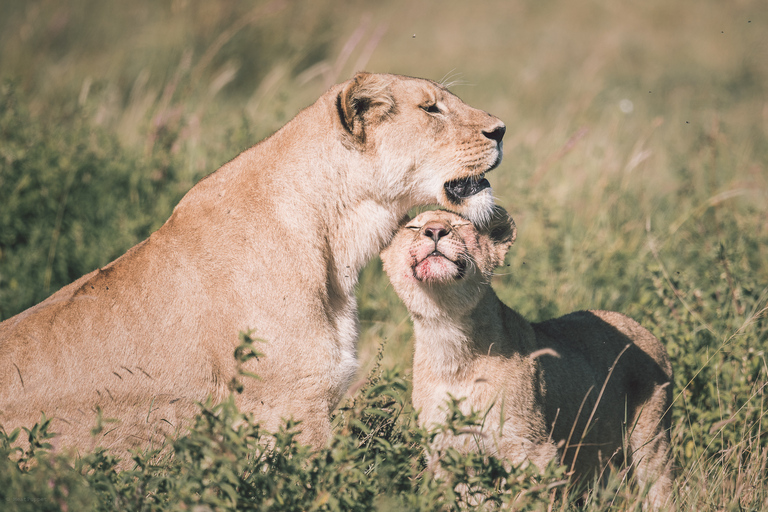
xmin=628 ymin=385 xmax=674 ymax=510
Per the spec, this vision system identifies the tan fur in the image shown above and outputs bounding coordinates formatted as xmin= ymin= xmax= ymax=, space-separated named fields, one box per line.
xmin=381 ymin=207 xmax=674 ymax=509
xmin=0 ymin=73 xmax=505 ymax=456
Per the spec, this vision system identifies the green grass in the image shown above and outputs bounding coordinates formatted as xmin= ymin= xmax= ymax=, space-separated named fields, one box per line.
xmin=1 ymin=0 xmax=766 ymax=509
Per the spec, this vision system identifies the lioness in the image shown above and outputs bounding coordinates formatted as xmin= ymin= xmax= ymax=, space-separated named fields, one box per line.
xmin=380 ymin=208 xmax=673 ymax=508
xmin=0 ymin=73 xmax=505 ymax=454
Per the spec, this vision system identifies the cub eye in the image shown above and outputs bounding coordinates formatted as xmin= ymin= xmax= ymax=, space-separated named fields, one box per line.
xmin=422 ymin=103 xmax=441 ymax=114
xmin=406 ymin=224 xmax=422 ymax=231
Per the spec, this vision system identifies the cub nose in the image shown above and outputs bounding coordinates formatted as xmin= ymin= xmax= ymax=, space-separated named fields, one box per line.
xmin=483 ymin=123 xmax=506 ymax=143
xmin=423 ymin=222 xmax=450 ymax=243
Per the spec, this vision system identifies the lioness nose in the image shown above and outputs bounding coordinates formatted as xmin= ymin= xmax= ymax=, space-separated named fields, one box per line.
xmin=483 ymin=124 xmax=506 ymax=143
xmin=423 ymin=223 xmax=450 ymax=243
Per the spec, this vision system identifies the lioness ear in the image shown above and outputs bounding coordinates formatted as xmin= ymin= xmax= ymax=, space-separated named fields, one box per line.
xmin=338 ymin=72 xmax=396 ymax=148
xmin=484 ymin=205 xmax=517 ymax=267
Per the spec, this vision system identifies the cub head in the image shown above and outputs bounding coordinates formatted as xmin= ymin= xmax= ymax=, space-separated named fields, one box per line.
xmin=336 ymin=72 xmax=505 ymax=225
xmin=380 ymin=206 xmax=516 ymax=317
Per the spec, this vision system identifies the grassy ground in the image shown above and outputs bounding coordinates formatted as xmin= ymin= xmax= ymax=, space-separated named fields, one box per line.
xmin=0 ymin=0 xmax=766 ymax=509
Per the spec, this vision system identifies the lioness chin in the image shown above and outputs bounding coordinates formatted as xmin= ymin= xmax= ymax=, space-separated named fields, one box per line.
xmin=0 ymin=72 xmax=505 ymax=455
xmin=381 ymin=207 xmax=673 ymax=510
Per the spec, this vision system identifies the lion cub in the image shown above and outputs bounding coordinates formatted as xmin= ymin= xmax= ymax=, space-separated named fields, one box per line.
xmin=381 ymin=207 xmax=673 ymax=508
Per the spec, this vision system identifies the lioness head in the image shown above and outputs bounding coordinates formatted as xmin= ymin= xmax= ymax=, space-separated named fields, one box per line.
xmin=336 ymin=72 xmax=505 ymax=225
xmin=381 ymin=206 xmax=516 ymax=317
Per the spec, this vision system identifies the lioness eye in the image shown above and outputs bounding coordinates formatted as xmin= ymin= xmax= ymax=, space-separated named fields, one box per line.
xmin=422 ymin=103 xmax=441 ymax=114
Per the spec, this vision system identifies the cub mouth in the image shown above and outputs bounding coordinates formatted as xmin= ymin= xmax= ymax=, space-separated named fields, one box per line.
xmin=444 ymin=173 xmax=491 ymax=204
xmin=413 ymin=251 xmax=467 ymax=281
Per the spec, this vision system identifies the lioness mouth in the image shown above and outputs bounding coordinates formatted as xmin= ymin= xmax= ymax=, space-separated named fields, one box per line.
xmin=444 ymin=173 xmax=491 ymax=204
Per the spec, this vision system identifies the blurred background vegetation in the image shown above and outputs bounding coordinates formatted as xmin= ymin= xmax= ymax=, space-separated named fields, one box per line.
xmin=0 ymin=0 xmax=766 ymax=509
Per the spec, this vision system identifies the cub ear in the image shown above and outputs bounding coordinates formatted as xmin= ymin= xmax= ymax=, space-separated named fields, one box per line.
xmin=397 ymin=212 xmax=412 ymax=227
xmin=483 ymin=205 xmax=517 ymax=267
xmin=380 ymin=213 xmax=411 ymax=261
xmin=338 ymin=72 xmax=396 ymax=148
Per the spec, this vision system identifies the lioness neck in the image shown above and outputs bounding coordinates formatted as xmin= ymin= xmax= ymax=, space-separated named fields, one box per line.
xmin=175 ymin=102 xmax=408 ymax=300
xmin=413 ymin=287 xmax=534 ymax=379
xmin=264 ymin=107 xmax=409 ymax=290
